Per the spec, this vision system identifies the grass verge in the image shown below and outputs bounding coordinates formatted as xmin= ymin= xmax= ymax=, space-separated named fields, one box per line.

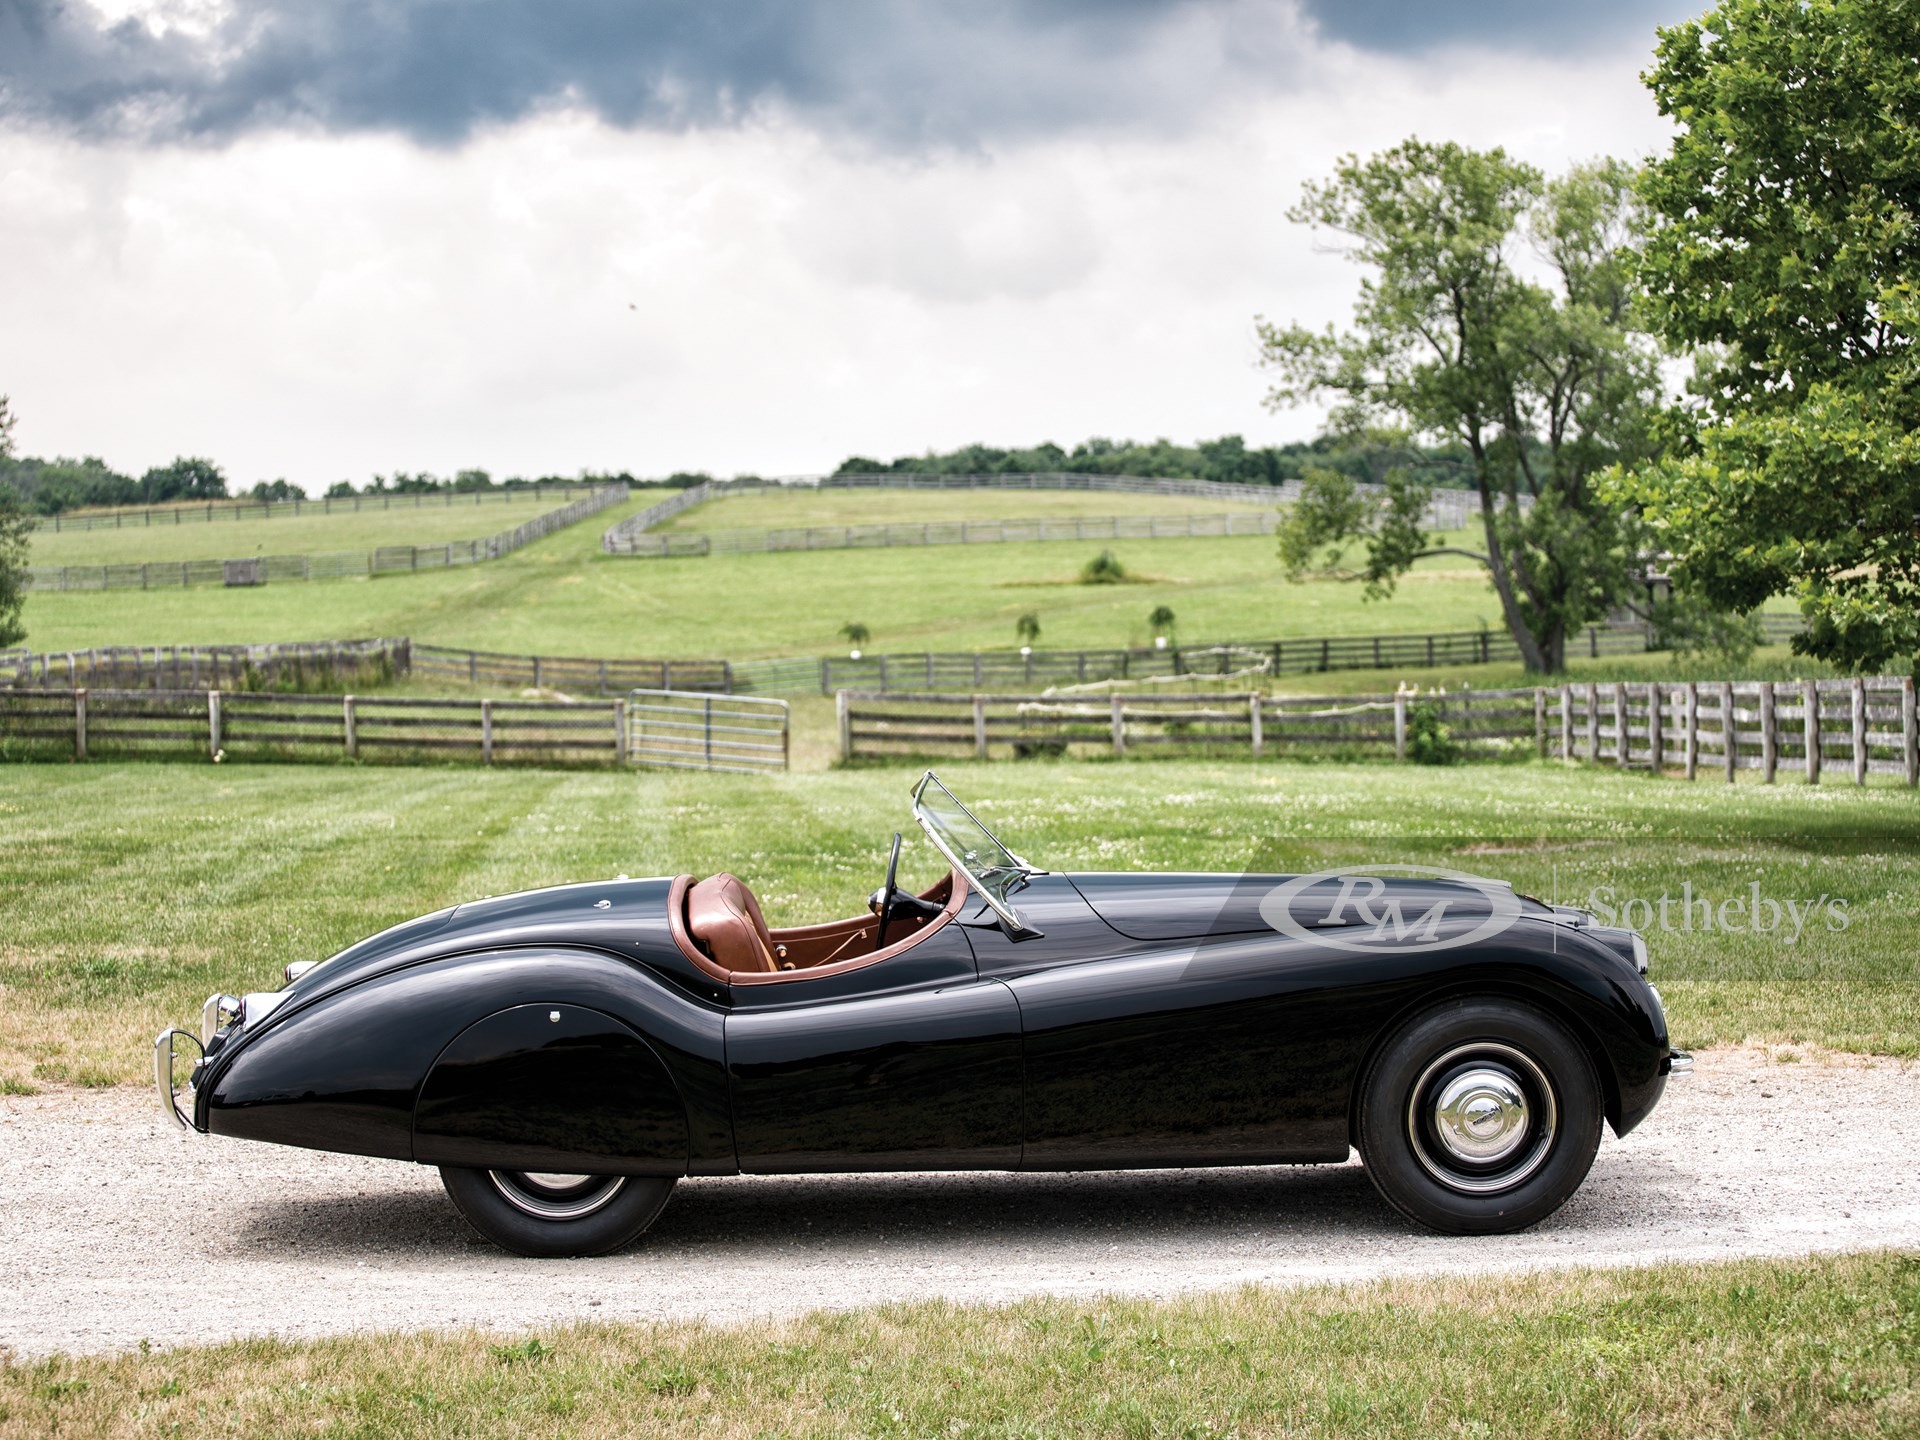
xmin=3 ymin=1252 xmax=1914 ymax=1437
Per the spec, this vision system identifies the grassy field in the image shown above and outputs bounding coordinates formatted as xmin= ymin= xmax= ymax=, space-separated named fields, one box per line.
xmin=20 ymin=491 xmax=1515 ymax=657
xmin=4 ymin=1251 xmax=1914 ymax=1436
xmin=29 ymin=494 xmax=571 ymax=567
xmin=3 ymin=758 xmax=1916 ymax=1092
xmin=655 ymin=487 xmax=1270 ymax=532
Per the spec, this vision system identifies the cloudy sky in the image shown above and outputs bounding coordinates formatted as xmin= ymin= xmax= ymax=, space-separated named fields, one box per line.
xmin=0 ymin=0 xmax=1703 ymax=490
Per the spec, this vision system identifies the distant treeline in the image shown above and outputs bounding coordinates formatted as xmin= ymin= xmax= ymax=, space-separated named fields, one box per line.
xmin=0 ymin=456 xmax=664 ymax=516
xmin=830 ymin=434 xmax=1477 ymax=490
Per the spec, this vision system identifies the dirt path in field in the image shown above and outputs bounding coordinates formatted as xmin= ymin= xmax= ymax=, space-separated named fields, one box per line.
xmin=4 ymin=1046 xmax=1917 ymax=1357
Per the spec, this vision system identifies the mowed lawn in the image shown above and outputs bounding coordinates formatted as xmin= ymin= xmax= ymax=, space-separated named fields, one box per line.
xmin=21 ymin=488 xmax=1510 ymax=656
xmin=654 ymin=486 xmax=1272 ymax=531
xmin=6 ymin=1253 xmax=1915 ymax=1438
xmin=28 ymin=493 xmax=578 ymax=567
xmin=3 ymin=758 xmax=1917 ymax=1091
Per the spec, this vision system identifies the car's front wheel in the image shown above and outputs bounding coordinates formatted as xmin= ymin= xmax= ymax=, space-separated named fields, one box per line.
xmin=439 ymin=1167 xmax=677 ymax=1257
xmin=1356 ymin=998 xmax=1603 ymax=1235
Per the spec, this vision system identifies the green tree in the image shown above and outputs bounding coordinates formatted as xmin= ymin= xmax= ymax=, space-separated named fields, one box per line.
xmin=839 ymin=621 xmax=871 ymax=649
xmin=0 ymin=396 xmax=31 ymax=648
xmin=1610 ymin=0 xmax=1920 ymax=671
xmin=1015 ymin=612 xmax=1041 ymax=645
xmin=1148 ymin=604 xmax=1177 ymax=643
xmin=1258 ymin=142 xmax=1666 ymax=672
xmin=140 ymin=457 xmax=227 ymax=503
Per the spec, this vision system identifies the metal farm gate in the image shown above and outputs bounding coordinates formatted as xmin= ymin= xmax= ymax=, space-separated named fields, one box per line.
xmin=626 ymin=689 xmax=789 ymax=773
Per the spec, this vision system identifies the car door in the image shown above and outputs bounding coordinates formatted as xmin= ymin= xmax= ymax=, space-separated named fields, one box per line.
xmin=724 ymin=922 xmax=1024 ymax=1172
xmin=964 ymin=874 xmax=1363 ymax=1169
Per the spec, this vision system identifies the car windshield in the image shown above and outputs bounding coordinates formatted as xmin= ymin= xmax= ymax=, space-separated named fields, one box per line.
xmin=911 ymin=771 xmax=1034 ymax=931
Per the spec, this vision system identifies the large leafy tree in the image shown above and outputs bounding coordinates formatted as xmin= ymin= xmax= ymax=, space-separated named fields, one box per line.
xmin=0 ymin=395 xmax=32 ymax=648
xmin=1259 ymin=142 xmax=1666 ymax=672
xmin=1614 ymin=0 xmax=1920 ymax=671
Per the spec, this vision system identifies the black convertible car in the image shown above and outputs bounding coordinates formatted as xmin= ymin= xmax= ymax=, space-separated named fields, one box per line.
xmin=157 ymin=772 xmax=1686 ymax=1256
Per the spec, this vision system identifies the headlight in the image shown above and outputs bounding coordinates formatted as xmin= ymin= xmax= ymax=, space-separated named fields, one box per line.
xmin=201 ymin=994 xmax=241 ymax=1047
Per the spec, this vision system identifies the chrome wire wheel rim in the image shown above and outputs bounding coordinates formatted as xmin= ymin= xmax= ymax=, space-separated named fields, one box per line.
xmin=1406 ymin=1042 xmax=1557 ymax=1196
xmin=487 ymin=1170 xmax=628 ymax=1221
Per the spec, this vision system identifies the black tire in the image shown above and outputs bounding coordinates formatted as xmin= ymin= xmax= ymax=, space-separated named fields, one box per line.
xmin=439 ymin=1167 xmax=677 ymax=1257
xmin=1356 ymin=998 xmax=1603 ymax=1236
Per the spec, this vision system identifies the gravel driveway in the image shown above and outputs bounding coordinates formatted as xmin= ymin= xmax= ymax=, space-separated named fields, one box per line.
xmin=4 ymin=1046 xmax=1917 ymax=1357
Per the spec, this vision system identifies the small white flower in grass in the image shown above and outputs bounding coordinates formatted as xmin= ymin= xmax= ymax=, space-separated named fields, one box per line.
xmin=213 ymin=749 xmax=225 ymax=763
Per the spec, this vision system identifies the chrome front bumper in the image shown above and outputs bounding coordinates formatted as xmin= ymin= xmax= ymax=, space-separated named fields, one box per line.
xmin=1667 ymin=1049 xmax=1694 ymax=1076
xmin=154 ymin=1027 xmax=205 ymax=1131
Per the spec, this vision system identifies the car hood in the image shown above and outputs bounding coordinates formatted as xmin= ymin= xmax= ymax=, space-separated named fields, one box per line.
xmin=1066 ymin=870 xmax=1556 ymax=941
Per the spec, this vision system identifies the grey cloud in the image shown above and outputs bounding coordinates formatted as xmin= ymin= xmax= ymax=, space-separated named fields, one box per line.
xmin=1297 ymin=0 xmax=1705 ymax=54
xmin=0 ymin=0 xmax=1683 ymax=148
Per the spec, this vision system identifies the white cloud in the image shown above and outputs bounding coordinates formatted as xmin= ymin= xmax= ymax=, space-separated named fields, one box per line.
xmin=0 ymin=34 xmax=1673 ymax=489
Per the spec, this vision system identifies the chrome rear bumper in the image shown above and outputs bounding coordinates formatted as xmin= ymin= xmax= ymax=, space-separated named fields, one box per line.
xmin=1667 ymin=1049 xmax=1694 ymax=1077
xmin=154 ymin=1028 xmax=205 ymax=1131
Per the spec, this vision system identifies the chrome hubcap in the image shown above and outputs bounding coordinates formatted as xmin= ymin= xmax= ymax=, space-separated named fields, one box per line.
xmin=1407 ymin=1043 xmax=1557 ymax=1195
xmin=488 ymin=1170 xmax=627 ymax=1221
xmin=1432 ymin=1068 xmax=1531 ymax=1164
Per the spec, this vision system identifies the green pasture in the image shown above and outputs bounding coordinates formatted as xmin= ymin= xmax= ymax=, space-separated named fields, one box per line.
xmin=654 ymin=486 xmax=1268 ymax=532
xmin=3 ymin=758 xmax=1916 ymax=1092
xmin=28 ymin=494 xmax=570 ymax=567
xmin=6 ymin=1251 xmax=1915 ymax=1437
xmin=21 ymin=490 xmax=1511 ymax=657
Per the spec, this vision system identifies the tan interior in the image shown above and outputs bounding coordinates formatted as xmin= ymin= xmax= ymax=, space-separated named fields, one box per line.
xmin=667 ymin=869 xmax=965 ymax=985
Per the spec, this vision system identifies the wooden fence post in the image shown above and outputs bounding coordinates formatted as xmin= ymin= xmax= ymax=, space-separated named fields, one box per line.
xmin=1648 ymin=683 xmax=1662 ymax=772
xmin=1393 ymin=691 xmax=1408 ymax=761
xmin=481 ymin=699 xmax=494 ymax=765
xmin=614 ymin=699 xmax=627 ymax=766
xmin=1722 ymin=681 xmax=1737 ymax=783
xmin=1685 ymin=683 xmax=1699 ymax=780
xmin=343 ymin=695 xmax=357 ymax=758
xmin=1586 ymin=683 xmax=1599 ymax=762
xmin=73 ymin=688 xmax=86 ymax=759
xmin=1614 ymin=685 xmax=1629 ymax=769
xmin=1905 ymin=676 xmax=1918 ymax=788
xmin=836 ymin=689 xmax=851 ymax=762
xmin=1249 ymin=694 xmax=1264 ymax=758
xmin=1534 ymin=688 xmax=1546 ymax=758
xmin=208 ymin=689 xmax=221 ymax=759
xmin=1804 ymin=678 xmax=1821 ymax=785
xmin=973 ymin=695 xmax=987 ymax=759
xmin=1760 ymin=682 xmax=1777 ymax=783
xmin=1559 ymin=685 xmax=1572 ymax=761
xmin=1852 ymin=677 xmax=1867 ymax=785
xmin=1111 ymin=694 xmax=1125 ymax=756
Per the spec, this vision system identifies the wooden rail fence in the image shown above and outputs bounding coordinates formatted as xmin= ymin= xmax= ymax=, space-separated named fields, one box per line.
xmin=839 ymin=687 xmax=1540 ymax=762
xmin=5 ymin=639 xmax=411 ymax=690
xmin=26 ymin=483 xmax=628 ymax=590
xmin=29 ymin=483 xmax=609 ymax=533
xmin=0 ymin=688 xmax=632 ymax=767
xmin=411 ymin=645 xmax=732 ymax=694
xmin=840 ymin=675 xmax=1920 ymax=785
xmin=603 ymin=472 xmax=1500 ymax=555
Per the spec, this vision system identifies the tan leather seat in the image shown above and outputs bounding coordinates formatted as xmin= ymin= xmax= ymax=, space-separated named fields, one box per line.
xmin=686 ymin=872 xmax=779 ymax=974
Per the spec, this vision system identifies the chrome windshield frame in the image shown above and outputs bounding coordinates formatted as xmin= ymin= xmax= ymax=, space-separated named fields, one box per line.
xmin=910 ymin=770 xmax=1034 ymax=932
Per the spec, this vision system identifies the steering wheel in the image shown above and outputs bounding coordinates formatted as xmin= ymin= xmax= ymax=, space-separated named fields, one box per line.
xmin=871 ymin=831 xmax=903 ymax=951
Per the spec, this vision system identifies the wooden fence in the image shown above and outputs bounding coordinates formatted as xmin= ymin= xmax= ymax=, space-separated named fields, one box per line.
xmin=603 ymin=472 xmax=1499 ymax=554
xmin=838 ymin=688 xmax=1539 ymax=762
xmin=1558 ymin=677 xmax=1920 ymax=784
xmin=838 ymin=675 xmax=1920 ymax=784
xmin=616 ymin=510 xmax=1281 ymax=558
xmin=5 ymin=639 xmax=411 ymax=690
xmin=412 ymin=645 xmax=732 ymax=694
xmin=740 ymin=615 xmax=1805 ymax=695
xmin=29 ymin=483 xmax=609 ymax=533
xmin=25 ymin=483 xmax=628 ymax=590
xmin=0 ymin=688 xmax=631 ymax=767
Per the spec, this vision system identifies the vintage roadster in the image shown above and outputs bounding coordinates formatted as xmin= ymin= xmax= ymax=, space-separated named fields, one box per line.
xmin=156 ymin=772 xmax=1686 ymax=1256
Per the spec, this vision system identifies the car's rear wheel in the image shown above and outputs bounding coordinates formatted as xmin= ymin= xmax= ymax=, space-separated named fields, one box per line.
xmin=1356 ymin=998 xmax=1603 ymax=1235
xmin=439 ymin=1167 xmax=677 ymax=1257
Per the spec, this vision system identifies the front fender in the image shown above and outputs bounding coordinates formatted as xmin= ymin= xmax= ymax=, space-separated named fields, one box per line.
xmin=198 ymin=948 xmax=729 ymax=1168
